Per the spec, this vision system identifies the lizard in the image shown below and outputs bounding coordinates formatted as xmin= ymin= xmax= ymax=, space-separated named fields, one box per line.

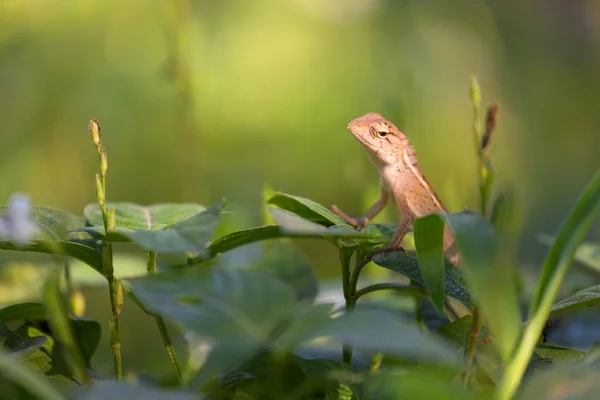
xmin=331 ymin=112 xmax=461 ymax=266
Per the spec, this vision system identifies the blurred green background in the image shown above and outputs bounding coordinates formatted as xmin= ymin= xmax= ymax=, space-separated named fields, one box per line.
xmin=1 ymin=0 xmax=600 ymax=382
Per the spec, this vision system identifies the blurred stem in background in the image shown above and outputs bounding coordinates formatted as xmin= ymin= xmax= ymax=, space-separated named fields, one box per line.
xmin=165 ymin=0 xmax=200 ymax=201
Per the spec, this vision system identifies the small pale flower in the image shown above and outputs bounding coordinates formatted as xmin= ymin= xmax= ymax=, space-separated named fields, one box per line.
xmin=0 ymin=193 xmax=39 ymax=247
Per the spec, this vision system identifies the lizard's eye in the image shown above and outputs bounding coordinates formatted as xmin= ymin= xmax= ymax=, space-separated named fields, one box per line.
xmin=376 ymin=130 xmax=388 ymax=138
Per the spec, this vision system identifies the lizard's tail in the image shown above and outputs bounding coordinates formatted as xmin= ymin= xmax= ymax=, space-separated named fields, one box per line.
xmin=443 ymin=224 xmax=461 ymax=266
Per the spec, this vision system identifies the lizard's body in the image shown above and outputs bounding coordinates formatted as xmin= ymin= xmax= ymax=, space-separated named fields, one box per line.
xmin=332 ymin=112 xmax=460 ymax=266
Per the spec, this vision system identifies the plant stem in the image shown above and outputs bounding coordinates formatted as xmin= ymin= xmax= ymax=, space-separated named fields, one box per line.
xmin=354 ymin=282 xmax=425 ymax=300
xmin=105 ymin=208 xmax=123 ymax=380
xmin=461 ymin=308 xmax=481 ymax=386
xmin=339 ymin=249 xmax=354 ymax=366
xmin=146 ymin=251 xmax=182 ymax=382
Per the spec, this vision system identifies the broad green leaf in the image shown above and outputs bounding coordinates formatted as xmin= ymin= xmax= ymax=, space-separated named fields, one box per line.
xmin=0 ymin=206 xmax=102 ymax=273
xmin=78 ymin=200 xmax=225 ymax=256
xmin=550 ymin=285 xmax=600 ymax=315
xmin=228 ymin=241 xmax=319 ymax=301
xmin=276 ymin=305 xmax=461 ymax=365
xmin=0 ymin=347 xmax=65 ymax=400
xmin=371 ymin=252 xmax=472 ymax=304
xmin=294 ymin=357 xmax=355 ymax=400
xmin=518 ymin=362 xmax=600 ymax=400
xmin=445 ymin=211 xmax=521 ymax=362
xmin=267 ymin=192 xmax=347 ymax=226
xmin=0 ymin=302 xmax=47 ymax=322
xmin=83 ymin=202 xmax=205 ymax=230
xmin=434 ymin=315 xmax=473 ymax=345
xmin=69 ymin=380 xmax=196 ymax=400
xmin=269 ymin=207 xmax=368 ymax=240
xmin=43 ymin=270 xmax=90 ymax=383
xmin=126 ymin=269 xmax=297 ymax=378
xmin=413 ymin=214 xmax=446 ymax=314
xmin=365 ymin=370 xmax=489 ymax=400
xmin=208 ymin=225 xmax=282 ymax=257
xmin=534 ymin=344 xmax=587 ymax=362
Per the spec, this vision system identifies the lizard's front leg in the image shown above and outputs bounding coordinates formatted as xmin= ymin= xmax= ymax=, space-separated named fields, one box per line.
xmin=367 ymin=198 xmax=413 ymax=260
xmin=331 ymin=188 xmax=389 ymax=230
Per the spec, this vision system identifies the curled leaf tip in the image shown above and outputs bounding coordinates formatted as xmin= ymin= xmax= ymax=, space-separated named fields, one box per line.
xmin=481 ymin=103 xmax=500 ymax=151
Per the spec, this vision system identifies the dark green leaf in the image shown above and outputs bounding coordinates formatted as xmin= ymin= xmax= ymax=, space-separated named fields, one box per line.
xmin=434 ymin=315 xmax=473 ymax=345
xmin=267 ymin=192 xmax=347 ymax=227
xmin=445 ymin=211 xmax=520 ymax=362
xmin=0 ymin=206 xmax=88 ymax=242
xmin=69 ymin=380 xmax=196 ymax=400
xmin=551 ymin=285 xmax=600 ymax=315
xmin=294 ymin=357 xmax=355 ymax=400
xmin=208 ymin=225 xmax=283 ymax=257
xmin=0 ymin=322 xmax=46 ymax=358
xmin=413 ymin=214 xmax=446 ymax=314
xmin=0 ymin=302 xmax=46 ymax=322
xmin=371 ymin=252 xmax=472 ymax=304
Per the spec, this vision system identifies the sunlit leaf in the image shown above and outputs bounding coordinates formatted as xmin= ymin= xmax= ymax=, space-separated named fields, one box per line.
xmin=550 ymin=285 xmax=600 ymax=315
xmin=78 ymin=200 xmax=226 ymax=256
xmin=534 ymin=344 xmax=587 ymax=362
xmin=83 ymin=202 xmax=206 ymax=230
xmin=267 ymin=192 xmax=347 ymax=227
xmin=413 ymin=214 xmax=446 ymax=313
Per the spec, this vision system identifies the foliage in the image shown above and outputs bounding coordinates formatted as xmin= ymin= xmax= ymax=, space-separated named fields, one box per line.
xmin=1 ymin=84 xmax=600 ymax=400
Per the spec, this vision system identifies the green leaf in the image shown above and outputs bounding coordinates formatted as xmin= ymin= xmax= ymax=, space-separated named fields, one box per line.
xmin=0 ymin=206 xmax=102 ymax=272
xmin=269 ymin=208 xmax=368 ymax=240
xmin=518 ymin=362 xmax=600 ymax=400
xmin=69 ymin=380 xmax=196 ymax=400
xmin=125 ymin=269 xmax=297 ymax=377
xmin=294 ymin=357 xmax=355 ymax=400
xmin=0 ymin=302 xmax=46 ymax=322
xmin=371 ymin=252 xmax=472 ymax=304
xmin=0 ymin=322 xmax=46 ymax=358
xmin=365 ymin=370 xmax=489 ymax=400
xmin=276 ymin=305 xmax=461 ymax=365
xmin=550 ymin=285 xmax=600 ymax=315
xmin=267 ymin=192 xmax=347 ymax=226
xmin=229 ymin=241 xmax=319 ymax=301
xmin=534 ymin=344 xmax=587 ymax=362
xmin=79 ymin=200 xmax=225 ymax=256
xmin=413 ymin=214 xmax=446 ymax=314
xmin=0 ymin=347 xmax=66 ymax=400
xmin=434 ymin=315 xmax=473 ymax=345
xmin=42 ymin=270 xmax=90 ymax=383
xmin=445 ymin=211 xmax=521 ymax=362
xmin=83 ymin=202 xmax=206 ymax=230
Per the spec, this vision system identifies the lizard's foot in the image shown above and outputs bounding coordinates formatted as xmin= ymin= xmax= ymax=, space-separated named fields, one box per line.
xmin=330 ymin=205 xmax=368 ymax=230
xmin=367 ymin=245 xmax=406 ymax=261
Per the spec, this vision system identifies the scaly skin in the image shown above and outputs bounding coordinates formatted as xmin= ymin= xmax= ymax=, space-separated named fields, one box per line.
xmin=331 ymin=112 xmax=460 ymax=266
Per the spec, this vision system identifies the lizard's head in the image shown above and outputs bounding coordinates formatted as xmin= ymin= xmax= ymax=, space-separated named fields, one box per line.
xmin=347 ymin=112 xmax=405 ymax=167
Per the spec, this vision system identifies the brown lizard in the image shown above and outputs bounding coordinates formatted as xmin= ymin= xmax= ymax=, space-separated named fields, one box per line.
xmin=331 ymin=112 xmax=461 ymax=266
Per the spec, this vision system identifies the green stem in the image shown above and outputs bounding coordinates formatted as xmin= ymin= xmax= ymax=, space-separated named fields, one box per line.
xmin=339 ymin=249 xmax=354 ymax=366
xmin=104 ymin=208 xmax=122 ymax=380
xmin=461 ymin=308 xmax=481 ymax=387
xmin=146 ymin=251 xmax=182 ymax=382
xmin=348 ymin=251 xmax=369 ymax=297
xmin=63 ymin=259 xmax=74 ymax=314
